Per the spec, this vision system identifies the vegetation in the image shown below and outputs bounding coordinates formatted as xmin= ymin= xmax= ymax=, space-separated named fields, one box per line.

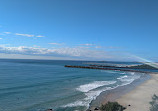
xmin=150 ymin=94 xmax=158 ymax=111
xmin=128 ymin=64 xmax=157 ymax=69
xmin=100 ymin=102 xmax=126 ymax=111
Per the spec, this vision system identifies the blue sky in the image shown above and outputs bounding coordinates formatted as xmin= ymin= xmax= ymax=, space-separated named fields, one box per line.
xmin=0 ymin=0 xmax=158 ymax=61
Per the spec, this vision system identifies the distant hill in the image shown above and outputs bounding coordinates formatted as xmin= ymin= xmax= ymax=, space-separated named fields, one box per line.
xmin=128 ymin=64 xmax=158 ymax=70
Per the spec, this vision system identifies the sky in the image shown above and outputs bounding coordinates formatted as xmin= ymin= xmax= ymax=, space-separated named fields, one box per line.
xmin=0 ymin=0 xmax=158 ymax=61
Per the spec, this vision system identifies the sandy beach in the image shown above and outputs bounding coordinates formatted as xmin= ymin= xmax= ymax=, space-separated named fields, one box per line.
xmin=116 ymin=73 xmax=158 ymax=111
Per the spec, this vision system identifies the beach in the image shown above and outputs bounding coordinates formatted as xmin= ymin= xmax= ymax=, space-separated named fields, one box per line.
xmin=116 ymin=73 xmax=158 ymax=111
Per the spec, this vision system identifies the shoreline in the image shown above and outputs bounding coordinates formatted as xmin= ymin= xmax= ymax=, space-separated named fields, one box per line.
xmin=88 ymin=73 xmax=152 ymax=111
xmin=116 ymin=73 xmax=158 ymax=111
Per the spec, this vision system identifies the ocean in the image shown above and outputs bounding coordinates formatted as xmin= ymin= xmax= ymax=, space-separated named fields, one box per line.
xmin=0 ymin=59 xmax=150 ymax=111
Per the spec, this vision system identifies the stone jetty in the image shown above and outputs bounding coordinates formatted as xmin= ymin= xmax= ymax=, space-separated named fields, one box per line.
xmin=64 ymin=65 xmax=151 ymax=73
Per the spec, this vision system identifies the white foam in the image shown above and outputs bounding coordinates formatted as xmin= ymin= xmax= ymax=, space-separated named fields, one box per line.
xmin=120 ymin=72 xmax=126 ymax=74
xmin=76 ymin=81 xmax=116 ymax=92
xmin=117 ymin=75 xmax=128 ymax=80
xmin=63 ymin=87 xmax=112 ymax=108
xmin=63 ymin=100 xmax=88 ymax=107
xmin=128 ymin=72 xmax=135 ymax=75
xmin=119 ymin=74 xmax=140 ymax=86
xmin=101 ymin=70 xmax=118 ymax=74
xmin=62 ymin=73 xmax=141 ymax=109
xmin=63 ymin=81 xmax=116 ymax=108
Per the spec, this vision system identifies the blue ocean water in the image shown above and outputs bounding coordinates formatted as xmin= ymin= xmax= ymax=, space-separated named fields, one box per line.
xmin=0 ymin=59 xmax=147 ymax=111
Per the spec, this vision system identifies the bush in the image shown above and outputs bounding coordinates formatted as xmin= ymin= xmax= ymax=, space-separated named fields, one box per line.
xmin=100 ymin=102 xmax=126 ymax=111
xmin=150 ymin=94 xmax=158 ymax=111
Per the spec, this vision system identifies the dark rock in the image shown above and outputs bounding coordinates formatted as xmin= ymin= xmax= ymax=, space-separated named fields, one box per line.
xmin=128 ymin=104 xmax=131 ymax=106
xmin=94 ymin=107 xmax=99 ymax=110
xmin=46 ymin=109 xmax=53 ymax=111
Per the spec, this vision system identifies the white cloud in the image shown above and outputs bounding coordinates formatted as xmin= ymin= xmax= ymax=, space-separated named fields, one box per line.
xmin=15 ymin=33 xmax=34 ymax=37
xmin=0 ymin=45 xmax=116 ymax=60
xmin=0 ymin=45 xmax=136 ymax=61
xmin=80 ymin=44 xmax=102 ymax=49
xmin=53 ymin=47 xmax=113 ymax=59
xmin=0 ymin=32 xmax=11 ymax=35
xmin=15 ymin=33 xmax=45 ymax=38
xmin=36 ymin=35 xmax=45 ymax=37
xmin=4 ymin=32 xmax=11 ymax=34
xmin=0 ymin=32 xmax=45 ymax=38
xmin=0 ymin=38 xmax=2 ymax=39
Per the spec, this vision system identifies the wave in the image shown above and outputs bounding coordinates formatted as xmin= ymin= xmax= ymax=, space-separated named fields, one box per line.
xmin=63 ymin=80 xmax=116 ymax=108
xmin=117 ymin=75 xmax=128 ymax=80
xmin=118 ymin=73 xmax=141 ymax=86
xmin=76 ymin=81 xmax=116 ymax=92
xmin=120 ymin=72 xmax=126 ymax=74
xmin=63 ymin=87 xmax=112 ymax=108
xmin=129 ymin=72 xmax=135 ymax=75
xmin=101 ymin=70 xmax=118 ymax=74
xmin=62 ymin=72 xmax=141 ymax=110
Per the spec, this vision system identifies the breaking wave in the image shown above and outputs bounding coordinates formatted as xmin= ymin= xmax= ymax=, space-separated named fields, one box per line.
xmin=76 ymin=81 xmax=116 ymax=92
xmin=117 ymin=73 xmax=141 ymax=85
xmin=62 ymin=72 xmax=141 ymax=110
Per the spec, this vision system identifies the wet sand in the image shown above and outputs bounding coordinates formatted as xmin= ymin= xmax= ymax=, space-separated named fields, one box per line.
xmin=116 ymin=73 xmax=158 ymax=111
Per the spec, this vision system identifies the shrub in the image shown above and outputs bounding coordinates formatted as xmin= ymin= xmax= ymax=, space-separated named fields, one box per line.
xmin=100 ymin=102 xmax=126 ymax=111
xmin=150 ymin=94 xmax=158 ymax=111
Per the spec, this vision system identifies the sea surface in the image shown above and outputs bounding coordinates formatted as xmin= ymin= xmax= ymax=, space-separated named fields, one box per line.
xmin=0 ymin=59 xmax=153 ymax=111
